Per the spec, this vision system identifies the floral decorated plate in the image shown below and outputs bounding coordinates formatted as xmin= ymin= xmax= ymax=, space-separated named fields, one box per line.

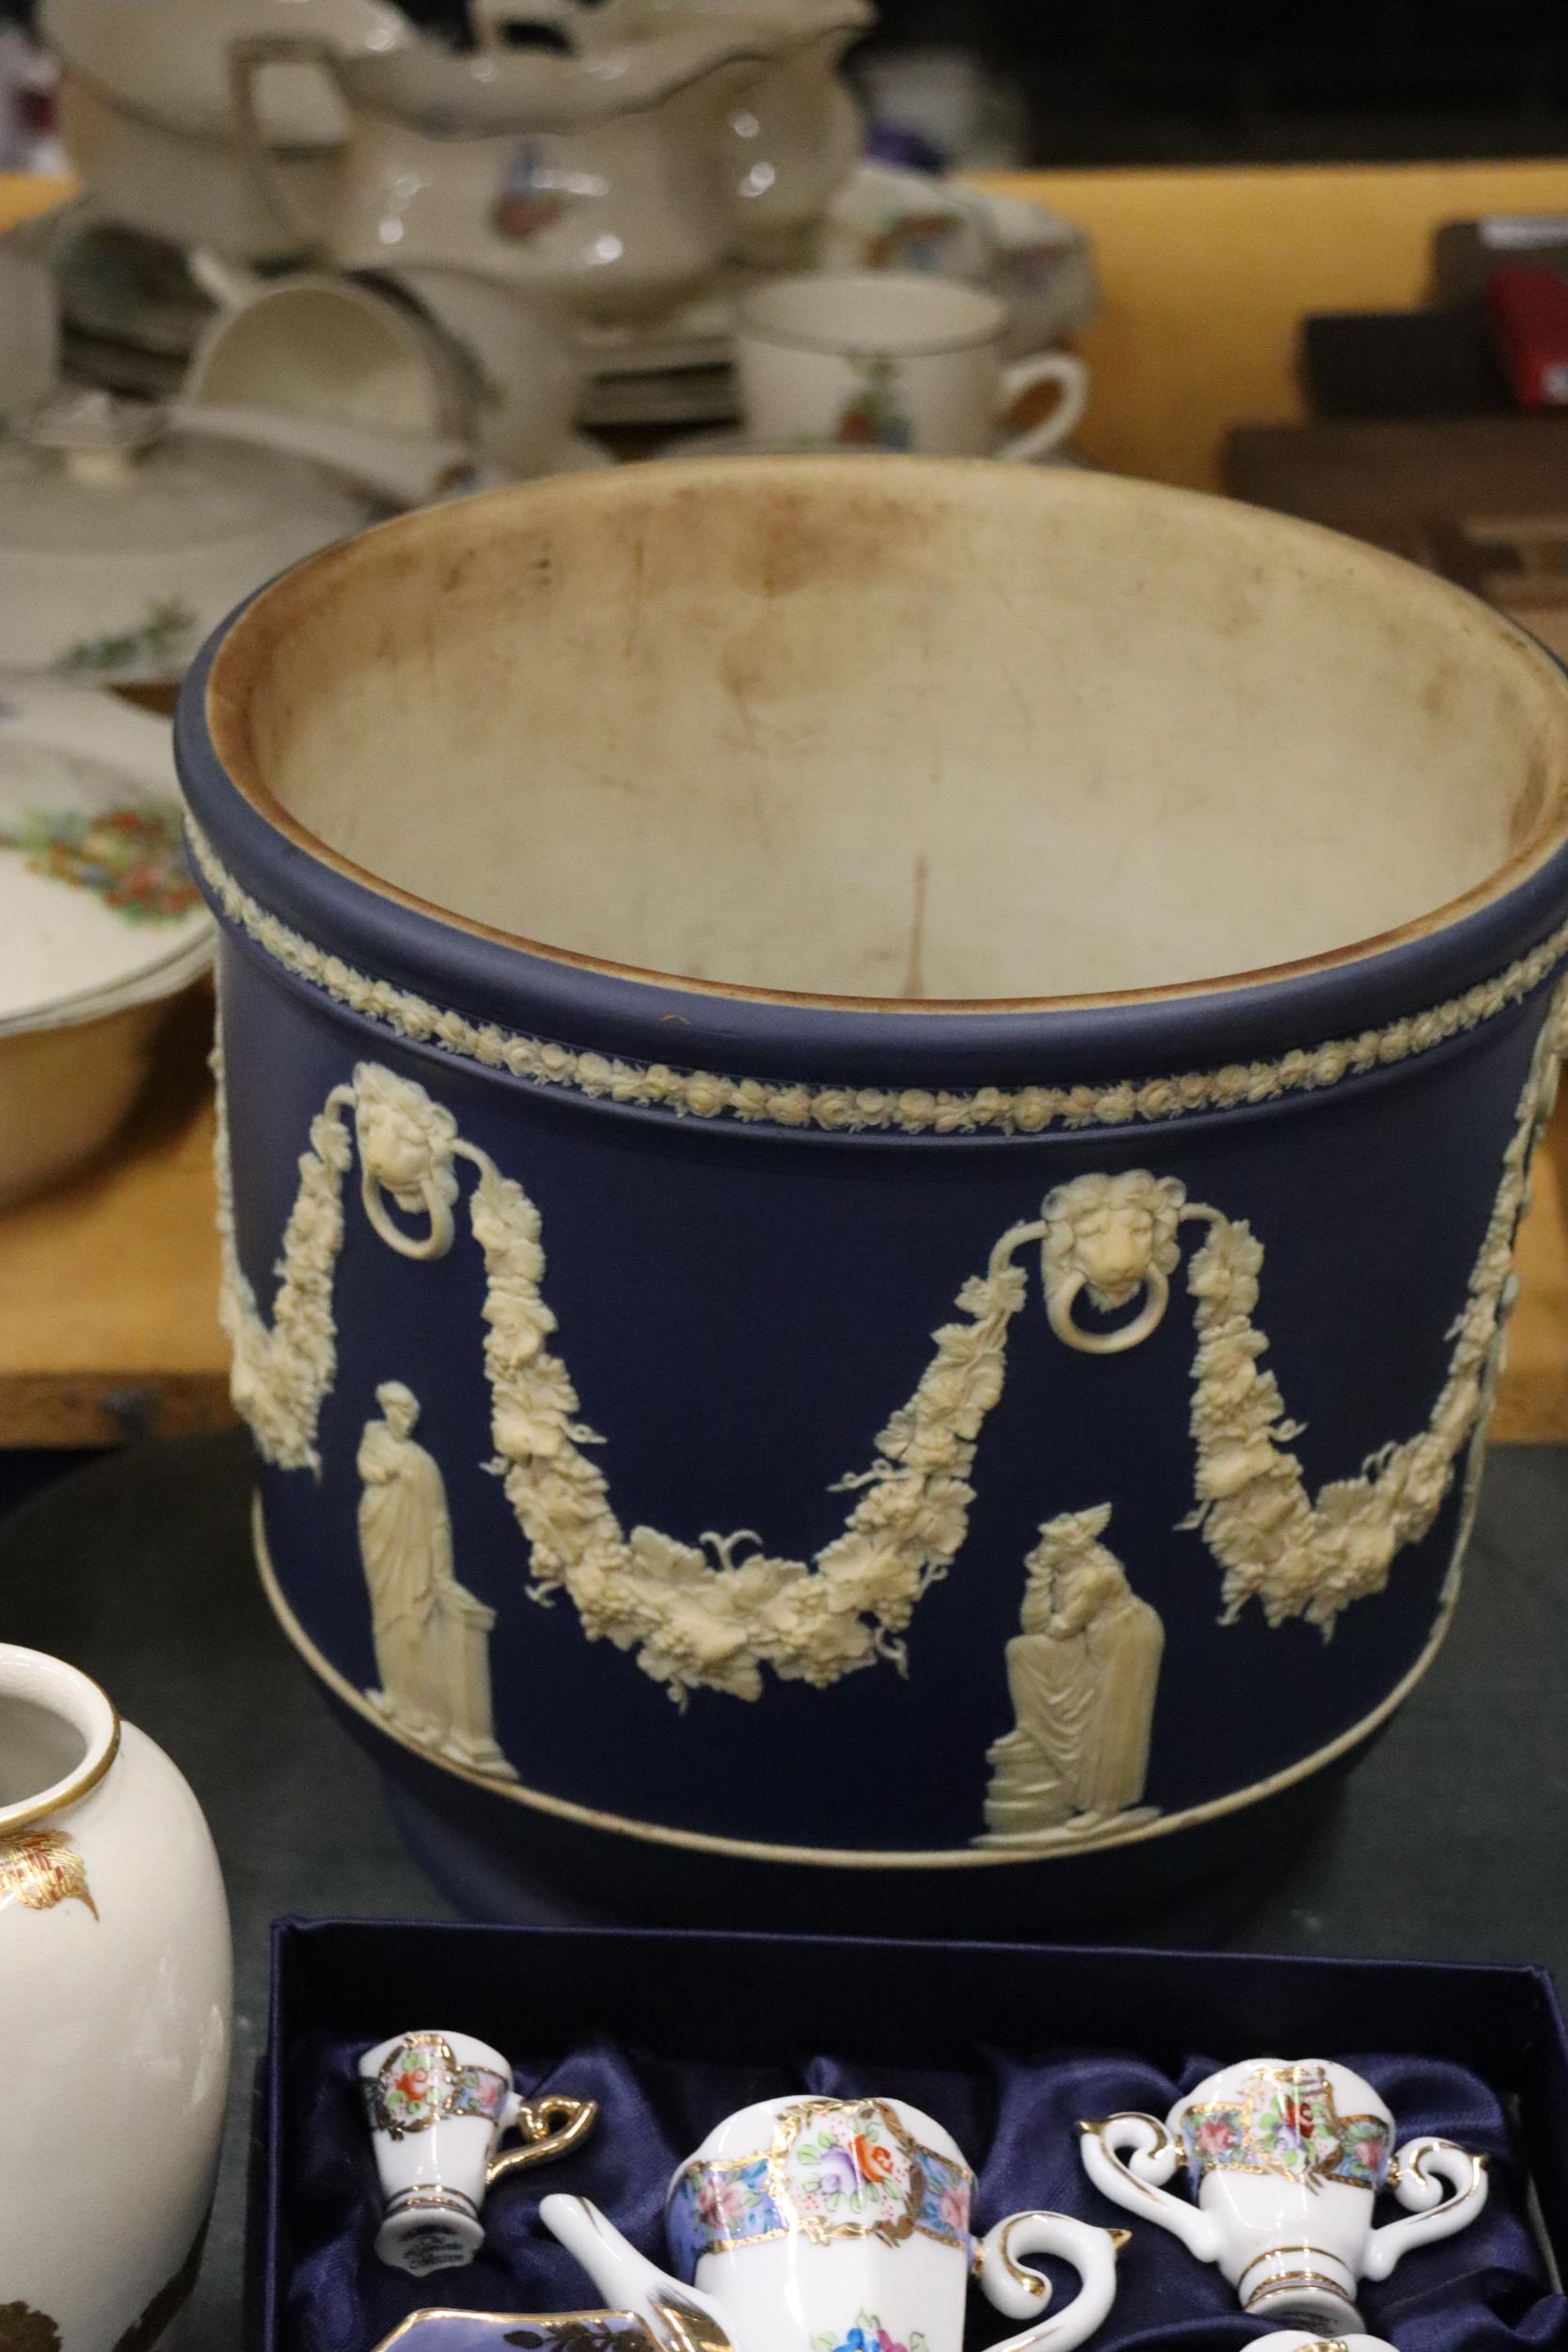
xmin=0 ymin=682 xmax=211 ymax=1035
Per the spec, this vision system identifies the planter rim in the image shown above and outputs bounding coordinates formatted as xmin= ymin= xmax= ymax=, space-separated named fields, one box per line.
xmin=178 ymin=459 xmax=1568 ymax=1096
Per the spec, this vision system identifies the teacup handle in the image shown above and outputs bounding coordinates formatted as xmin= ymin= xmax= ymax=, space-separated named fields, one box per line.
xmin=996 ymin=354 xmax=1088 ymax=464
xmin=1077 ymin=2113 xmax=1222 ymax=2263
xmin=229 ymin=35 xmax=341 ymax=260
xmin=975 ymin=2209 xmax=1125 ymax=2352
xmin=487 ymin=2091 xmax=600 ymax=2187
xmin=1361 ymin=2136 xmax=1489 ymax=2281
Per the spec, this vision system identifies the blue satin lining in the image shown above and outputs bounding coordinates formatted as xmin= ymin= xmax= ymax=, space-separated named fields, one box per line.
xmin=278 ymin=2039 xmax=1565 ymax=2351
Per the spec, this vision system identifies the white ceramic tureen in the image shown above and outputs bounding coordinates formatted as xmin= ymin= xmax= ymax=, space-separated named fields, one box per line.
xmin=41 ymin=0 xmax=412 ymax=261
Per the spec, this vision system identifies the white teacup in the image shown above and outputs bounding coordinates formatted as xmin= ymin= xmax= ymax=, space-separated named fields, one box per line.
xmin=736 ymin=273 xmax=1087 ymax=463
xmin=1080 ymin=2058 xmax=1489 ymax=2335
xmin=544 ymin=2092 xmax=1123 ymax=2352
xmin=185 ymin=262 xmax=468 ymax=441
xmin=359 ymin=2029 xmax=596 ymax=2279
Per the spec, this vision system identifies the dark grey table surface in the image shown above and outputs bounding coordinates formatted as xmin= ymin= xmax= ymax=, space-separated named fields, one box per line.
xmin=2 ymin=1430 xmax=1565 ymax=2349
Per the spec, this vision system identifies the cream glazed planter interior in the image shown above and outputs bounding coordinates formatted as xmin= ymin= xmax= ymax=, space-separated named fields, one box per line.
xmin=544 ymin=2094 xmax=1122 ymax=2352
xmin=176 ymin=458 xmax=1568 ymax=1924
xmin=0 ymin=1645 xmax=232 ymax=2349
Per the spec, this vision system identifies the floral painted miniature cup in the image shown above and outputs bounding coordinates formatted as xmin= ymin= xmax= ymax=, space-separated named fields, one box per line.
xmin=360 ymin=2030 xmax=596 ymax=2278
xmin=736 ymin=273 xmax=1087 ymax=462
xmin=1080 ymin=2058 xmax=1488 ymax=2334
xmin=544 ymin=2093 xmax=1123 ymax=2352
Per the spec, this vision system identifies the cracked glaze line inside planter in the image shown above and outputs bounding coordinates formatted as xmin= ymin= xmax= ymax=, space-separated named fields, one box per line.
xmin=203 ymin=456 xmax=1568 ymax=1009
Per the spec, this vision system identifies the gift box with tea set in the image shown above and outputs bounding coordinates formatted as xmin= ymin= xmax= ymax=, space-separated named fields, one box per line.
xmin=252 ymin=1920 xmax=1568 ymax=2351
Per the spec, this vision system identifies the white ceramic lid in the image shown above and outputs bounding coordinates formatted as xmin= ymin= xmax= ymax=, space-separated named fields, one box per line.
xmin=0 ymin=391 xmax=372 ymax=686
xmin=0 ymin=683 xmax=212 ymax=1032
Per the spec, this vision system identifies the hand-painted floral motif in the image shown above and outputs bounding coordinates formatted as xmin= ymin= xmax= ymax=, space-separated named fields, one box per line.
xmin=1180 ymin=2066 xmax=1391 ymax=2195
xmin=364 ymin=2034 xmax=511 ymax=2140
xmin=494 ymin=142 xmax=569 ymax=242
xmin=834 ymin=355 xmax=914 ymax=450
xmin=776 ymin=2100 xmax=923 ymax=2245
xmin=668 ymin=2103 xmax=974 ymax=2274
xmin=0 ymin=1829 xmax=97 ymax=1918
xmin=0 ymin=800 xmax=199 ymax=921
xmin=53 ymin=596 xmax=198 ymax=681
xmin=811 ymin=2308 xmax=928 ymax=2352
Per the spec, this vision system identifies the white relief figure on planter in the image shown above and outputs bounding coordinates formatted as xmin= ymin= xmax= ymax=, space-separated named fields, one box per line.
xmin=216 ymin=972 xmax=1566 ymax=1712
xmin=357 ymin=1380 xmax=517 ymax=1781
xmin=977 ymin=1506 xmax=1164 ymax=1849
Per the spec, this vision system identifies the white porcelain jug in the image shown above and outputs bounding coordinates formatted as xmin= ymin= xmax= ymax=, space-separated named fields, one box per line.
xmin=470 ymin=0 xmax=872 ymax=266
xmin=230 ymin=20 xmax=773 ymax=322
xmin=0 ymin=1645 xmax=231 ymax=2347
xmin=544 ymin=2094 xmax=1123 ymax=2352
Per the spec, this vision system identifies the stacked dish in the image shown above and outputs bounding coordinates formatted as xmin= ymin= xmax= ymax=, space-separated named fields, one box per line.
xmin=0 ymin=683 xmax=212 ymax=1207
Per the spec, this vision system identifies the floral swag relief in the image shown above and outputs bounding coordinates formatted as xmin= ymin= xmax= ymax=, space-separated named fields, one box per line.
xmin=213 ymin=977 xmax=1568 ymax=1703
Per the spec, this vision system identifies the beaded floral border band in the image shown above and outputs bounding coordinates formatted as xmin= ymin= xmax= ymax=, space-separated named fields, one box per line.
xmin=1178 ymin=2067 xmax=1392 ymax=2196
xmin=188 ymin=819 xmax=1568 ymax=1140
xmin=667 ymin=2100 xmax=974 ymax=2275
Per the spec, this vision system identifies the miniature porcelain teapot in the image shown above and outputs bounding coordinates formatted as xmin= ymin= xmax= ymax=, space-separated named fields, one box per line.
xmin=42 ymin=0 xmax=410 ymax=262
xmin=230 ymin=19 xmax=773 ymax=322
xmin=1080 ymin=2058 xmax=1488 ymax=2335
xmin=543 ymin=2093 xmax=1124 ymax=2352
xmin=470 ymin=0 xmax=874 ymax=268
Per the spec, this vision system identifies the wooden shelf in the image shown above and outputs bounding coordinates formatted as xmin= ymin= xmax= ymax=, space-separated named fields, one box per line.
xmin=6 ymin=159 xmax=1568 ymax=1444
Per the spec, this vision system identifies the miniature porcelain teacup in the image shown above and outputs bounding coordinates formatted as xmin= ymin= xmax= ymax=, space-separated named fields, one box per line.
xmin=736 ymin=272 xmax=1087 ymax=461
xmin=1080 ymin=2058 xmax=1489 ymax=2334
xmin=360 ymin=2030 xmax=596 ymax=2279
xmin=544 ymin=2092 xmax=1124 ymax=2352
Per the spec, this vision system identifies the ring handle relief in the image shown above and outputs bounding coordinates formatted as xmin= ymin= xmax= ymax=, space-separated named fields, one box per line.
xmin=488 ymin=2092 xmax=600 ymax=2187
xmin=1361 ymin=2136 xmax=1489 ymax=2280
xmin=975 ymin=2208 xmax=1127 ymax=2352
xmin=1077 ymin=2113 xmax=1222 ymax=2263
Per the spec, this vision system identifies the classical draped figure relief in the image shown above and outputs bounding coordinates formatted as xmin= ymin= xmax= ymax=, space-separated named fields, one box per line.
xmin=977 ymin=1506 xmax=1164 ymax=1849
xmin=356 ymin=1381 xmax=516 ymax=1781
xmin=217 ymin=975 xmax=1567 ymax=1729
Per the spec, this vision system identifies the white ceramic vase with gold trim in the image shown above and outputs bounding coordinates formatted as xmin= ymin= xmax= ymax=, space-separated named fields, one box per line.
xmin=0 ymin=1645 xmax=232 ymax=2350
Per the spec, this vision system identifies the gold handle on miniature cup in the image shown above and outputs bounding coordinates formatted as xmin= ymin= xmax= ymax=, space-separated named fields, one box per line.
xmin=488 ymin=2091 xmax=600 ymax=2187
xmin=1360 ymin=2137 xmax=1489 ymax=2281
xmin=996 ymin=353 xmax=1088 ymax=465
xmin=229 ymin=34 xmax=341 ymax=260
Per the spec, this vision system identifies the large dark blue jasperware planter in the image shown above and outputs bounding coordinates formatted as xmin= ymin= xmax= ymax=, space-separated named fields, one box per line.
xmin=177 ymin=456 xmax=1568 ymax=1928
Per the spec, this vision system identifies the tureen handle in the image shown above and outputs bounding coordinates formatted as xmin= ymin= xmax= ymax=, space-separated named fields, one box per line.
xmin=1361 ymin=2137 xmax=1489 ymax=2280
xmin=1077 ymin=2113 xmax=1222 ymax=2262
xmin=975 ymin=2210 xmax=1125 ymax=2352
xmin=229 ymin=35 xmax=341 ymax=260
xmin=467 ymin=0 xmax=580 ymax=53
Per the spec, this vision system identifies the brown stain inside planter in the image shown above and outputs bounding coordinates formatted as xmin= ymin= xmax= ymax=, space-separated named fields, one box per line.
xmin=202 ymin=459 xmax=1568 ymax=1012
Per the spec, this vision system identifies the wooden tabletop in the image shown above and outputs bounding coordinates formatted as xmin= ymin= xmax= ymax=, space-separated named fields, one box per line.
xmin=6 ymin=158 xmax=1568 ymax=1445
